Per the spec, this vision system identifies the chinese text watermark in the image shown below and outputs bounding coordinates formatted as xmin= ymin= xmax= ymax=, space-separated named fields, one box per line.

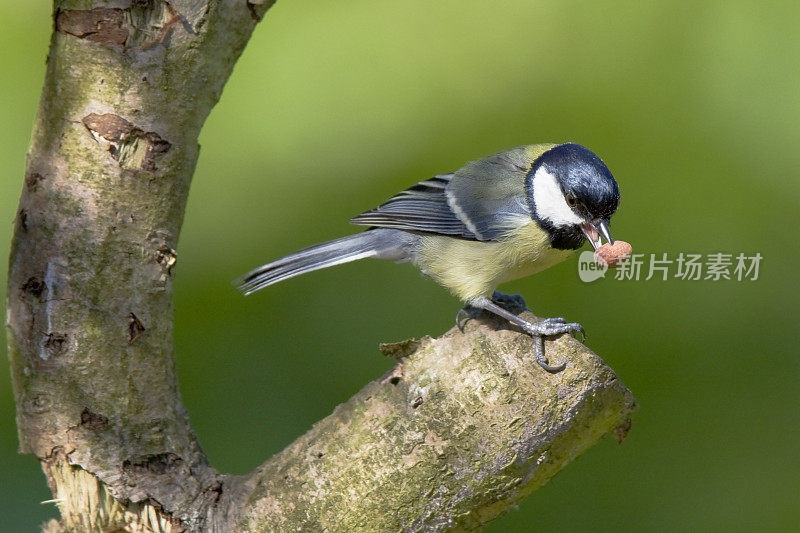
xmin=578 ymin=252 xmax=762 ymax=282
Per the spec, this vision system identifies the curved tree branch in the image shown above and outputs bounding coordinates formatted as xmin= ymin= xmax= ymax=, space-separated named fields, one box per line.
xmin=6 ymin=1 xmax=634 ymax=531
xmin=233 ymin=313 xmax=634 ymax=531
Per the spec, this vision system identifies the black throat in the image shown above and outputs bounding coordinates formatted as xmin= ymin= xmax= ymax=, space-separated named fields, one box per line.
xmin=537 ymin=219 xmax=585 ymax=250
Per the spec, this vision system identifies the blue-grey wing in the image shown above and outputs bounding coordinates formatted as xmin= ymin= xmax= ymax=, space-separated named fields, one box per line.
xmin=351 ymin=146 xmax=536 ymax=241
xmin=350 ymin=174 xmax=481 ymax=240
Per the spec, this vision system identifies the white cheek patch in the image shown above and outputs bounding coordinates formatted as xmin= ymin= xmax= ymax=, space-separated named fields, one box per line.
xmin=532 ymin=167 xmax=583 ymax=226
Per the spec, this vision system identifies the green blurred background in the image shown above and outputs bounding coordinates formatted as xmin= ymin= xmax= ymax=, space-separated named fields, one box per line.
xmin=2 ymin=1 xmax=799 ymax=531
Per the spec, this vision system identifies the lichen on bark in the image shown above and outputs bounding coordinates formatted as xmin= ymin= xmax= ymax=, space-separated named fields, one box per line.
xmin=236 ymin=313 xmax=634 ymax=531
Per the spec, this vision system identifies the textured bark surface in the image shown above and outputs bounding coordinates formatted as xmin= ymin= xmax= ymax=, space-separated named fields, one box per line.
xmin=6 ymin=1 xmax=635 ymax=531
xmin=7 ymin=0 xmax=268 ymax=530
xmin=235 ymin=312 xmax=634 ymax=532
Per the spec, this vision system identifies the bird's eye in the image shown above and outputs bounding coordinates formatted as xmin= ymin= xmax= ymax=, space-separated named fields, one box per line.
xmin=566 ymin=194 xmax=577 ymax=207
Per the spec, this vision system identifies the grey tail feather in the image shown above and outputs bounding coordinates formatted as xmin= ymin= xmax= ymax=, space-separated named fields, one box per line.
xmin=236 ymin=230 xmax=399 ymax=295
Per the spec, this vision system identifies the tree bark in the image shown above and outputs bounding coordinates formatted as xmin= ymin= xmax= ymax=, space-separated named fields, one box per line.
xmin=234 ymin=314 xmax=635 ymax=532
xmin=6 ymin=1 xmax=635 ymax=531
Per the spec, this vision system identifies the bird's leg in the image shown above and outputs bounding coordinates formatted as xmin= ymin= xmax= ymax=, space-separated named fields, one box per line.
xmin=468 ymin=294 xmax=584 ymax=373
xmin=485 ymin=293 xmax=585 ymax=339
xmin=457 ymin=292 xmax=528 ymax=331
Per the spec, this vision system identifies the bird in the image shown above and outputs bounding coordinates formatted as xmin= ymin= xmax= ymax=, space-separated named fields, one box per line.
xmin=237 ymin=143 xmax=620 ymax=372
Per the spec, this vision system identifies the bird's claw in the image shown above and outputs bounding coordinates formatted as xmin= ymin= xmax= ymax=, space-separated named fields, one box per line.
xmin=532 ymin=335 xmax=567 ymax=373
xmin=455 ymin=305 xmax=481 ymax=332
xmin=524 ymin=317 xmax=583 ymax=372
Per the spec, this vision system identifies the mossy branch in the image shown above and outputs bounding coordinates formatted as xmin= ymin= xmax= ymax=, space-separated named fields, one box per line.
xmin=6 ymin=1 xmax=634 ymax=531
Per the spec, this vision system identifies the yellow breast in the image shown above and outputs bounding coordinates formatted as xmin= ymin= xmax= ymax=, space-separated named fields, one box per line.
xmin=414 ymin=222 xmax=576 ymax=301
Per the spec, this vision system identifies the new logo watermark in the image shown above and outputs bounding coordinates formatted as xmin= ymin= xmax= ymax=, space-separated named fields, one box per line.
xmin=578 ymin=251 xmax=608 ymax=282
xmin=578 ymin=252 xmax=763 ymax=282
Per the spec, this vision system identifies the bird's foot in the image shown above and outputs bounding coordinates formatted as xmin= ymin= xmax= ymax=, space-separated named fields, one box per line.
xmin=521 ymin=317 xmax=585 ymax=373
xmin=521 ymin=316 xmax=585 ymax=340
xmin=461 ymin=295 xmax=585 ymax=373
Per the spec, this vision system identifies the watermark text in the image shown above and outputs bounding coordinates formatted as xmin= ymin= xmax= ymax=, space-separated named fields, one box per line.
xmin=578 ymin=252 xmax=762 ymax=282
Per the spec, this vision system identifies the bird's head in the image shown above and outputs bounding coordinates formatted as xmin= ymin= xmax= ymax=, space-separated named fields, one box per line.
xmin=526 ymin=143 xmax=620 ymax=250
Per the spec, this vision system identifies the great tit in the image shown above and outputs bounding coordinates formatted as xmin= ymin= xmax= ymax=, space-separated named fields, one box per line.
xmin=238 ymin=143 xmax=620 ymax=372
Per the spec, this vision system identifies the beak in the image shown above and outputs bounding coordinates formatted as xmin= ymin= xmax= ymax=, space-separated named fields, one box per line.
xmin=580 ymin=219 xmax=614 ymax=251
